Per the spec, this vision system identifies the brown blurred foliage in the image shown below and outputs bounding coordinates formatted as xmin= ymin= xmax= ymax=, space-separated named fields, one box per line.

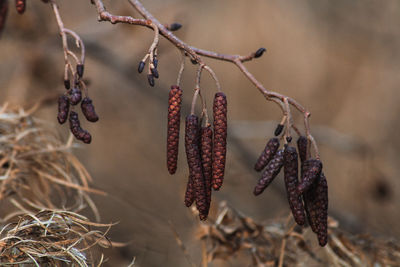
xmin=1 ymin=0 xmax=400 ymax=266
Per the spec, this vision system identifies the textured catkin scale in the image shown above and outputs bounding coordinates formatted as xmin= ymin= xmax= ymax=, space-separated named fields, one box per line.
xmin=81 ymin=97 xmax=99 ymax=122
xmin=201 ymin=125 xmax=213 ymax=215
xmin=69 ymin=88 xmax=82 ymax=105
xmin=283 ymin=146 xmax=305 ymax=226
xmin=0 ymin=0 xmax=9 ymax=36
xmin=253 ymin=149 xmax=284 ymax=196
xmin=57 ymin=95 xmax=70 ymax=125
xmin=297 ymin=159 xmax=322 ymax=194
xmin=315 ymin=172 xmax=328 ymax=246
xmin=297 ymin=136 xmax=308 ymax=163
xmin=15 ymin=0 xmax=25 ymax=14
xmin=184 ymin=175 xmax=195 ymax=207
xmin=254 ymin=137 xmax=280 ymax=172
xmin=212 ymin=92 xmax=227 ymax=190
xmin=185 ymin=115 xmax=208 ymax=220
xmin=166 ymin=85 xmax=183 ymax=175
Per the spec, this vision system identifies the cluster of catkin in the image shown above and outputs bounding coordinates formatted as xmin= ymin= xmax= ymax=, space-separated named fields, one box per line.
xmin=57 ymin=69 xmax=98 ymax=144
xmin=254 ymin=135 xmax=328 ymax=246
xmin=166 ymin=86 xmax=227 ymax=220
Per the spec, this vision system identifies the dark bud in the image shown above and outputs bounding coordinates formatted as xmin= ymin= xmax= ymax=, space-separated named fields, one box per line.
xmin=254 ymin=47 xmax=266 ymax=58
xmin=286 ymin=136 xmax=292 ymax=143
xmin=190 ymin=58 xmax=197 ymax=65
xmin=64 ymin=79 xmax=70 ymax=90
xmin=81 ymin=97 xmax=99 ymax=122
xmin=76 ymin=64 xmax=84 ymax=78
xmin=169 ymin=23 xmax=182 ymax=31
xmin=151 ymin=67 xmax=159 ymax=79
xmin=57 ymin=95 xmax=70 ymax=124
xmin=147 ymin=74 xmax=155 ymax=87
xmin=69 ymin=88 xmax=82 ymax=105
xmin=15 ymin=0 xmax=25 ymax=14
xmin=274 ymin=124 xmax=284 ymax=136
xmin=153 ymin=57 xmax=158 ymax=68
xmin=138 ymin=61 xmax=145 ymax=73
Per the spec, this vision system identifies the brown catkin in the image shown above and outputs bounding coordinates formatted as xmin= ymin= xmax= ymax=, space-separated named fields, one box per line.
xmin=166 ymin=85 xmax=182 ymax=175
xmin=0 ymin=0 xmax=8 ymax=36
xmin=201 ymin=125 xmax=213 ymax=215
xmin=15 ymin=0 xmax=25 ymax=14
xmin=185 ymin=115 xmax=207 ymax=220
xmin=212 ymin=92 xmax=227 ymax=190
xmin=184 ymin=175 xmax=195 ymax=207
xmin=283 ymin=146 xmax=305 ymax=226
xmin=81 ymin=97 xmax=99 ymax=122
xmin=254 ymin=138 xmax=280 ymax=172
xmin=69 ymin=111 xmax=92 ymax=144
xmin=253 ymin=149 xmax=284 ymax=196
xmin=297 ymin=136 xmax=308 ymax=163
xmin=297 ymin=159 xmax=322 ymax=194
xmin=57 ymin=95 xmax=70 ymax=124
xmin=69 ymin=88 xmax=82 ymax=105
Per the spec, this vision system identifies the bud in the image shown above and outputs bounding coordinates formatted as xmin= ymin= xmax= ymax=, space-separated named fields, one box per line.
xmin=57 ymin=95 xmax=70 ymax=124
xmin=151 ymin=67 xmax=159 ymax=79
xmin=253 ymin=149 xmax=284 ymax=196
xmin=76 ymin=64 xmax=84 ymax=78
xmin=138 ymin=61 xmax=145 ymax=73
xmin=147 ymin=74 xmax=155 ymax=87
xmin=254 ymin=47 xmax=266 ymax=58
xmin=81 ymin=97 xmax=99 ymax=122
xmin=274 ymin=123 xmax=284 ymax=136
xmin=169 ymin=23 xmax=182 ymax=31
xmin=212 ymin=92 xmax=227 ymax=190
xmin=64 ymin=79 xmax=70 ymax=90
xmin=166 ymin=85 xmax=182 ymax=175
xmin=254 ymin=137 xmax=280 ymax=172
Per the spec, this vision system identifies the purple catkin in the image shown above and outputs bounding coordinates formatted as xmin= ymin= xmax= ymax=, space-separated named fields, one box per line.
xmin=81 ymin=97 xmax=99 ymax=122
xmin=253 ymin=149 xmax=284 ymax=196
xmin=254 ymin=137 xmax=280 ymax=172
xmin=184 ymin=175 xmax=195 ymax=207
xmin=297 ymin=136 xmax=308 ymax=164
xmin=57 ymin=95 xmax=70 ymax=124
xmin=166 ymin=85 xmax=182 ymax=175
xmin=69 ymin=88 xmax=82 ymax=105
xmin=201 ymin=125 xmax=213 ymax=215
xmin=297 ymin=159 xmax=322 ymax=194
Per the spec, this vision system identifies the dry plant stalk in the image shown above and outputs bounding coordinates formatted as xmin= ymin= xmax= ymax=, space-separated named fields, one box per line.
xmin=0 ymin=209 xmax=112 ymax=266
xmin=197 ymin=202 xmax=400 ymax=267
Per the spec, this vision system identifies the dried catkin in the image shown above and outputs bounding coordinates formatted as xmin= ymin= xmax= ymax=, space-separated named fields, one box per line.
xmin=184 ymin=175 xmax=195 ymax=207
xmin=297 ymin=136 xmax=308 ymax=163
xmin=57 ymin=95 xmax=69 ymax=124
xmin=0 ymin=0 xmax=8 ymax=36
xmin=253 ymin=149 xmax=284 ymax=196
xmin=81 ymin=97 xmax=99 ymax=122
xmin=283 ymin=146 xmax=305 ymax=226
xmin=185 ymin=115 xmax=207 ymax=220
xmin=212 ymin=92 xmax=227 ymax=190
xmin=254 ymin=138 xmax=280 ymax=172
xmin=15 ymin=0 xmax=25 ymax=14
xmin=69 ymin=111 xmax=92 ymax=144
xmin=201 ymin=125 xmax=213 ymax=215
xmin=166 ymin=85 xmax=182 ymax=175
xmin=297 ymin=159 xmax=322 ymax=194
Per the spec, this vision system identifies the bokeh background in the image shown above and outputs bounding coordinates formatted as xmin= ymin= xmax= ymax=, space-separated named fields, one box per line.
xmin=1 ymin=0 xmax=400 ymax=265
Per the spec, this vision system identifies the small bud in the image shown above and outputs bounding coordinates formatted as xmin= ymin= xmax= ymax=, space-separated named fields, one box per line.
xmin=190 ymin=58 xmax=197 ymax=65
xmin=69 ymin=88 xmax=82 ymax=105
xmin=274 ymin=123 xmax=284 ymax=136
xmin=138 ymin=61 xmax=145 ymax=73
xmin=147 ymin=74 xmax=155 ymax=87
xmin=153 ymin=57 xmax=158 ymax=68
xmin=76 ymin=64 xmax=84 ymax=78
xmin=151 ymin=67 xmax=159 ymax=79
xmin=169 ymin=23 xmax=182 ymax=31
xmin=286 ymin=136 xmax=292 ymax=143
xmin=64 ymin=79 xmax=70 ymax=90
xmin=254 ymin=47 xmax=266 ymax=58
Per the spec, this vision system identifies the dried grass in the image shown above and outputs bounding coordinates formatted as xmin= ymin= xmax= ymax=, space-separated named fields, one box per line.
xmin=198 ymin=202 xmax=400 ymax=266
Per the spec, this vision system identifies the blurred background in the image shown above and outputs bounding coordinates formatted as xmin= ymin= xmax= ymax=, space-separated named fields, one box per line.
xmin=1 ymin=0 xmax=400 ymax=265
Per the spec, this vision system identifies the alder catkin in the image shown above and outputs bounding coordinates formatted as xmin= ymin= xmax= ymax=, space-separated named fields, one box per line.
xmin=201 ymin=125 xmax=213 ymax=215
xmin=297 ymin=159 xmax=322 ymax=194
xmin=57 ymin=95 xmax=70 ymax=124
xmin=254 ymin=137 xmax=280 ymax=172
xmin=283 ymin=146 xmax=305 ymax=226
xmin=184 ymin=175 xmax=195 ymax=207
xmin=212 ymin=92 xmax=227 ymax=190
xmin=81 ymin=97 xmax=99 ymax=122
xmin=69 ymin=111 xmax=92 ymax=144
xmin=166 ymin=85 xmax=182 ymax=175
xmin=253 ymin=149 xmax=284 ymax=196
xmin=297 ymin=136 xmax=308 ymax=163
xmin=185 ymin=115 xmax=207 ymax=220
xmin=15 ymin=0 xmax=25 ymax=14
xmin=0 ymin=0 xmax=9 ymax=37
xmin=69 ymin=88 xmax=82 ymax=105
xmin=315 ymin=172 xmax=328 ymax=247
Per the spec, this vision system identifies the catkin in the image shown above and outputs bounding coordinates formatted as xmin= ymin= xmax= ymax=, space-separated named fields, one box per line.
xmin=283 ymin=146 xmax=305 ymax=226
xmin=184 ymin=175 xmax=195 ymax=207
xmin=297 ymin=159 xmax=322 ymax=194
xmin=0 ymin=0 xmax=8 ymax=36
xmin=315 ymin=172 xmax=328 ymax=246
xmin=185 ymin=115 xmax=207 ymax=220
xmin=253 ymin=149 xmax=284 ymax=196
xmin=297 ymin=136 xmax=308 ymax=163
xmin=201 ymin=125 xmax=213 ymax=215
xmin=69 ymin=88 xmax=82 ymax=105
xmin=254 ymin=138 xmax=280 ymax=172
xmin=15 ymin=0 xmax=25 ymax=14
xmin=57 ymin=95 xmax=70 ymax=124
xmin=212 ymin=92 xmax=227 ymax=190
xmin=69 ymin=111 xmax=92 ymax=144
xmin=81 ymin=97 xmax=99 ymax=122
xmin=166 ymin=85 xmax=182 ymax=175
